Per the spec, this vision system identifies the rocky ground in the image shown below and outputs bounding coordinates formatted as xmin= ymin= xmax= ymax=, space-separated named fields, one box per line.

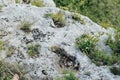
xmin=0 ymin=0 xmax=120 ymax=80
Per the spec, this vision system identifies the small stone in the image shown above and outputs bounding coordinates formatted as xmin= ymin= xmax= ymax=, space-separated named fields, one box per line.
xmin=42 ymin=70 xmax=48 ymax=75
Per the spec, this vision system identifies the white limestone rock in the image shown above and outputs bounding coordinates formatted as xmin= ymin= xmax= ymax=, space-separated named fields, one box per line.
xmin=0 ymin=3 xmax=119 ymax=80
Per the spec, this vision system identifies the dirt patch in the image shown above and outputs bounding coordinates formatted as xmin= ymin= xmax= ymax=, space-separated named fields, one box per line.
xmin=51 ymin=46 xmax=80 ymax=70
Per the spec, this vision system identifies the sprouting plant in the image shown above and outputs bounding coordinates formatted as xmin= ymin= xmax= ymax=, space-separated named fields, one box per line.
xmin=45 ymin=11 xmax=66 ymax=28
xmin=72 ymin=13 xmax=85 ymax=24
xmin=27 ymin=44 xmax=41 ymax=57
xmin=31 ymin=0 xmax=44 ymax=7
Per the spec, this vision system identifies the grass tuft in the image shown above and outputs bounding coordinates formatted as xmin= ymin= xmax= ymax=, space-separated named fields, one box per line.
xmin=31 ymin=0 xmax=44 ymax=7
xmin=27 ymin=44 xmax=40 ymax=57
xmin=45 ymin=12 xmax=65 ymax=28
xmin=20 ymin=20 xmax=34 ymax=33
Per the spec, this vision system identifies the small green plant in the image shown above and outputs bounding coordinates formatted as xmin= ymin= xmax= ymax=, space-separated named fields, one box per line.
xmin=57 ymin=70 xmax=78 ymax=80
xmin=20 ymin=20 xmax=34 ymax=32
xmin=31 ymin=0 xmax=44 ymax=7
xmin=27 ymin=44 xmax=40 ymax=57
xmin=72 ymin=13 xmax=85 ymax=24
xmin=76 ymin=34 xmax=98 ymax=54
xmin=0 ymin=40 xmax=4 ymax=51
xmin=45 ymin=12 xmax=65 ymax=28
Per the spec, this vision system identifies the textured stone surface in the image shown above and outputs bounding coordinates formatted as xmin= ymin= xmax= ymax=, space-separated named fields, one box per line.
xmin=0 ymin=1 xmax=119 ymax=80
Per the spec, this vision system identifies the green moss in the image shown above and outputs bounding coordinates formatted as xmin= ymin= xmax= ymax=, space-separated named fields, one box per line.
xmin=31 ymin=0 xmax=44 ymax=7
xmin=45 ymin=12 xmax=65 ymax=28
xmin=27 ymin=44 xmax=40 ymax=57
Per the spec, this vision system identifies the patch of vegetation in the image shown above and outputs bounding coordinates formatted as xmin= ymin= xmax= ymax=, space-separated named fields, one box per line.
xmin=76 ymin=34 xmax=119 ymax=66
xmin=45 ymin=12 xmax=65 ymax=28
xmin=0 ymin=61 xmax=26 ymax=80
xmin=106 ymin=31 xmax=120 ymax=55
xmin=27 ymin=44 xmax=40 ymax=57
xmin=72 ymin=13 xmax=85 ymax=24
xmin=0 ymin=40 xmax=4 ymax=51
xmin=0 ymin=61 xmax=12 ymax=80
xmin=20 ymin=20 xmax=34 ymax=33
xmin=31 ymin=0 xmax=44 ymax=7
xmin=54 ymin=0 xmax=120 ymax=29
xmin=90 ymin=50 xmax=118 ymax=66
xmin=105 ymin=29 xmax=120 ymax=75
xmin=57 ymin=70 xmax=78 ymax=80
xmin=76 ymin=34 xmax=98 ymax=54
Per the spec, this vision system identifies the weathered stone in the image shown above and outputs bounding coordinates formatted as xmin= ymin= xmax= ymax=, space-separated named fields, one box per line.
xmin=32 ymin=28 xmax=46 ymax=41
